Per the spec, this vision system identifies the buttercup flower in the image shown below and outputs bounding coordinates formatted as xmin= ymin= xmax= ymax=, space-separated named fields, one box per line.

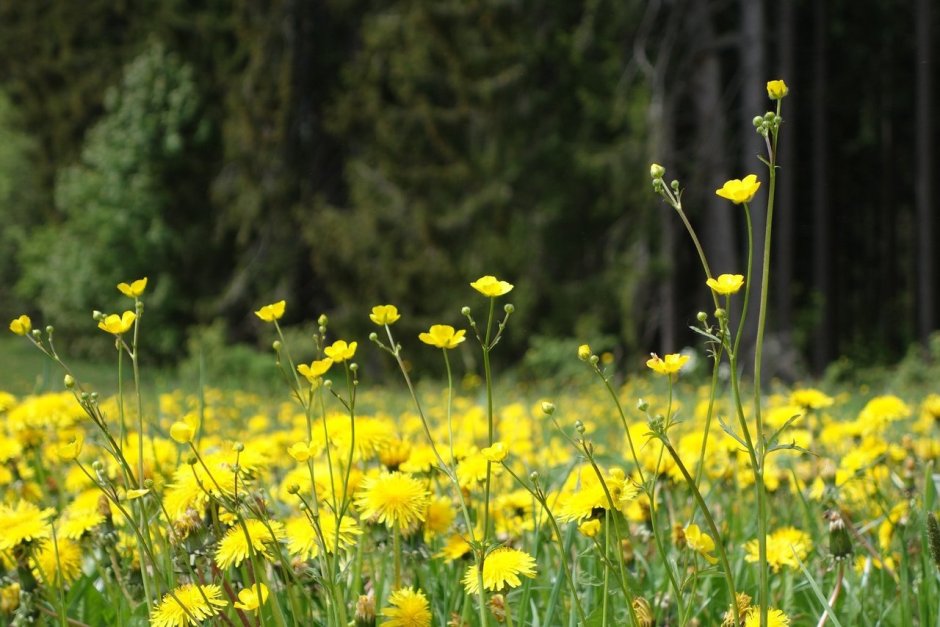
xmin=254 ymin=300 xmax=286 ymax=322
xmin=117 ymin=277 xmax=148 ymax=298
xmin=419 ymin=324 xmax=466 ymax=349
xmin=370 ymin=304 xmax=401 ymax=326
xmin=577 ymin=344 xmax=592 ymax=361
xmin=646 ymin=353 xmax=690 ymax=376
xmin=324 ymin=340 xmax=357 ymax=363
xmin=706 ymin=274 xmax=745 ymax=296
xmin=170 ymin=421 xmax=195 ymax=444
xmin=716 ymin=174 xmax=761 ymax=205
xmin=470 ymin=275 xmax=514 ymax=297
xmin=98 ymin=311 xmax=136 ymax=335
xmin=57 ymin=434 xmax=84 ymax=461
xmin=684 ymin=523 xmax=718 ymax=564
xmin=767 ymin=79 xmax=789 ymax=100
xmin=481 ymin=442 xmax=508 ymax=463
xmin=297 ymin=358 xmax=333 ymax=383
xmin=9 ymin=315 xmax=31 ymax=336
xmin=233 ymin=583 xmax=269 ymax=612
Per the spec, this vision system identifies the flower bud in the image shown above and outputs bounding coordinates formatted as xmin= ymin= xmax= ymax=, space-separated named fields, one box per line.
xmin=574 ymin=420 xmax=585 ymax=434
xmin=349 ymin=363 xmax=358 ymax=372
xmin=715 ymin=308 xmax=727 ymax=320
xmin=460 ymin=306 xmax=471 ymax=316
xmin=233 ymin=442 xmax=245 ymax=452
xmin=752 ymin=115 xmax=764 ymax=127
xmin=650 ymin=163 xmax=666 ymax=180
xmin=696 ymin=311 xmax=708 ymax=323
xmin=317 ymin=314 xmax=328 ymax=327
xmin=272 ymin=340 xmax=282 ymax=351
xmin=64 ymin=374 xmax=75 ymax=389
xmin=287 ymin=484 xmax=300 ymax=495
xmin=826 ymin=510 xmax=853 ymax=561
xmin=577 ymin=344 xmax=592 ymax=361
xmin=637 ymin=398 xmax=649 ymax=412
xmin=323 ymin=379 xmax=332 ymax=389
xmin=529 ymin=471 xmax=540 ymax=482
xmin=540 ymin=401 xmax=555 ymax=415
xmin=589 ymin=354 xmax=599 ymax=365
xmin=503 ymin=303 xmax=514 ymax=314
xmin=368 ymin=332 xmax=378 ymax=342
xmin=92 ymin=310 xmax=104 ymax=321
xmin=670 ymin=179 xmax=680 ymax=190
xmin=45 ymin=325 xmax=54 ymax=335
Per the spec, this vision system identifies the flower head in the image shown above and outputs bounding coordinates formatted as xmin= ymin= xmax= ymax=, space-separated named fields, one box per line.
xmin=380 ymin=587 xmax=432 ymax=627
xmin=481 ymin=442 xmax=508 ymax=463
xmin=370 ymin=305 xmax=401 ymax=326
xmin=767 ymin=79 xmax=789 ymax=100
xmin=215 ymin=519 xmax=286 ymax=570
xmin=745 ymin=607 xmax=790 ymax=627
xmin=324 ymin=340 xmax=357 ymax=363
xmin=0 ymin=500 xmax=55 ymax=550
xmin=470 ymin=275 xmax=514 ymax=297
xmin=463 ymin=547 xmax=537 ymax=593
xmin=170 ymin=421 xmax=195 ymax=444
xmin=355 ymin=471 xmax=429 ymax=529
xmin=150 ymin=584 xmax=227 ymax=627
xmin=233 ymin=583 xmax=269 ymax=612
xmin=684 ymin=523 xmax=718 ymax=564
xmin=646 ymin=353 xmax=690 ymax=376
xmin=9 ymin=315 xmax=31 ymax=336
xmin=254 ymin=300 xmax=286 ymax=323
xmin=716 ymin=174 xmax=761 ymax=205
xmin=297 ymin=358 xmax=333 ymax=383
xmin=98 ymin=311 xmax=136 ymax=335
xmin=117 ymin=277 xmax=148 ymax=298
xmin=706 ymin=274 xmax=745 ymax=296
xmin=419 ymin=324 xmax=466 ymax=349
xmin=57 ymin=434 xmax=84 ymax=461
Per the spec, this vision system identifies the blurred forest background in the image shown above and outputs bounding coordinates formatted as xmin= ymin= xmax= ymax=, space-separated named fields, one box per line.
xmin=0 ymin=0 xmax=937 ymax=380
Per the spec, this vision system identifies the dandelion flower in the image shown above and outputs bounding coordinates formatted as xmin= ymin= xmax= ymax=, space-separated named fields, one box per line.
xmin=745 ymin=526 xmax=812 ymax=572
xmin=98 ymin=311 xmax=136 ymax=335
xmin=33 ymin=537 xmax=83 ymax=585
xmin=150 ymin=584 xmax=227 ymax=627
xmin=254 ymin=300 xmax=286 ymax=322
xmin=9 ymin=315 xmax=31 ymax=336
xmin=233 ymin=583 xmax=269 ymax=612
xmin=0 ymin=501 xmax=54 ymax=550
xmin=463 ymin=547 xmax=537 ymax=594
xmin=790 ymin=388 xmax=834 ymax=410
xmin=215 ymin=519 xmax=286 ymax=570
xmin=418 ymin=324 xmax=466 ymax=349
xmin=380 ymin=587 xmax=431 ymax=627
xmin=470 ymin=275 xmax=514 ymax=297
xmin=285 ymin=514 xmax=362 ymax=560
xmin=706 ymin=274 xmax=745 ymax=296
xmin=355 ymin=472 xmax=429 ymax=529
xmin=370 ymin=305 xmax=401 ymax=326
xmin=117 ymin=277 xmax=148 ymax=298
xmin=324 ymin=340 xmax=357 ymax=363
xmin=715 ymin=174 xmax=761 ymax=205
xmin=745 ymin=607 xmax=790 ymax=627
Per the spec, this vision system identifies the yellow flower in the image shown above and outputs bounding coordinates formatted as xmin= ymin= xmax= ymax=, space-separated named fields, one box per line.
xmin=577 ymin=344 xmax=592 ymax=361
xmin=125 ymin=489 xmax=150 ymax=501
xmin=285 ymin=513 xmax=362 ymax=559
xmin=370 ymin=304 xmax=401 ymax=326
xmin=463 ymin=547 xmax=537 ymax=593
xmin=32 ymin=537 xmax=83 ymax=585
xmin=418 ymin=324 xmax=466 ymax=349
xmin=767 ymin=79 xmax=789 ymax=100
xmin=646 ymin=353 xmax=689 ymax=376
xmin=684 ymin=523 xmax=718 ymax=564
xmin=215 ymin=519 xmax=286 ymax=570
xmin=117 ymin=277 xmax=148 ymax=298
xmin=481 ymin=442 xmax=508 ymax=463
xmin=233 ymin=583 xmax=269 ymax=612
xmin=0 ymin=501 xmax=54 ymax=550
xmin=470 ymin=275 xmax=514 ymax=297
xmin=715 ymin=174 xmax=761 ymax=205
xmin=254 ymin=300 xmax=286 ymax=322
xmin=150 ymin=584 xmax=228 ymax=627
xmin=57 ymin=434 xmax=84 ymax=461
xmin=355 ymin=471 xmax=429 ymax=529
xmin=706 ymin=274 xmax=745 ymax=296
xmin=324 ymin=340 xmax=357 ymax=363
xmin=297 ymin=358 xmax=333 ymax=383
xmin=579 ymin=519 xmax=602 ymax=538
xmin=9 ymin=315 xmax=31 ymax=336
xmin=380 ymin=587 xmax=432 ymax=627
xmin=170 ymin=421 xmax=195 ymax=444
xmin=98 ymin=311 xmax=136 ymax=335
xmin=790 ymin=388 xmax=834 ymax=410
xmin=287 ymin=441 xmax=312 ymax=462
xmin=745 ymin=526 xmax=812 ymax=572
xmin=745 ymin=607 xmax=790 ymax=627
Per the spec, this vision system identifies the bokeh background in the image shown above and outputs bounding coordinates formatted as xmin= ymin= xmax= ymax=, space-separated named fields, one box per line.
xmin=0 ymin=0 xmax=936 ymax=380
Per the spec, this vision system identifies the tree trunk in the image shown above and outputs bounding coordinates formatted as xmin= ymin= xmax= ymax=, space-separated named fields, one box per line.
xmin=811 ymin=0 xmax=832 ymax=371
xmin=916 ymin=0 xmax=934 ymax=351
xmin=774 ymin=0 xmax=795 ymax=366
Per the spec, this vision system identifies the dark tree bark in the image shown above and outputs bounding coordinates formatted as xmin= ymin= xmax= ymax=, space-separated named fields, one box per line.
xmin=774 ymin=0 xmax=795 ymax=346
xmin=811 ymin=0 xmax=832 ymax=371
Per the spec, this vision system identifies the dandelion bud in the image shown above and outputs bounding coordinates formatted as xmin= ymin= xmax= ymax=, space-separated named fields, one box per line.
xmin=64 ymin=374 xmax=75 ymax=389
xmin=90 ymin=392 xmax=98 ymax=401
xmin=752 ymin=115 xmax=764 ymax=128
xmin=272 ymin=340 xmax=282 ymax=351
xmin=650 ymin=163 xmax=666 ymax=180
xmin=317 ymin=314 xmax=328 ymax=327
xmin=368 ymin=332 xmax=378 ymax=342
xmin=574 ymin=420 xmax=585 ymax=434
xmin=460 ymin=306 xmax=471 ymax=316
xmin=696 ymin=311 xmax=708 ymax=323
xmin=826 ymin=510 xmax=853 ymax=561
xmin=233 ymin=442 xmax=244 ymax=452
xmin=637 ymin=398 xmax=649 ymax=412
xmin=632 ymin=597 xmax=654 ymax=627
xmin=354 ymin=592 xmax=375 ymax=627
xmin=503 ymin=303 xmax=514 ymax=314
xmin=541 ymin=401 xmax=555 ymax=415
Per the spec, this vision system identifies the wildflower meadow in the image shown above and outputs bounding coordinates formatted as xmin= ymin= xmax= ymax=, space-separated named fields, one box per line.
xmin=2 ymin=81 xmax=940 ymax=627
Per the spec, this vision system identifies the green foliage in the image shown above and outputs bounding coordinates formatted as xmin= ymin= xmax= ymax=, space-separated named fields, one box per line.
xmin=177 ymin=321 xmax=281 ymax=394
xmin=17 ymin=42 xmax=210 ymax=356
